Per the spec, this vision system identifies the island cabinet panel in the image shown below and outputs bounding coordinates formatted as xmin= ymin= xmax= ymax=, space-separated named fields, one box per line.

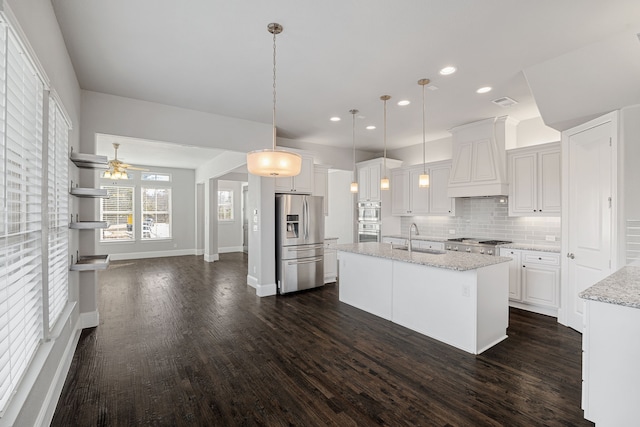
xmin=338 ymin=252 xmax=393 ymax=320
xmin=583 ymin=300 xmax=640 ymax=426
xmin=392 ymin=263 xmax=476 ymax=352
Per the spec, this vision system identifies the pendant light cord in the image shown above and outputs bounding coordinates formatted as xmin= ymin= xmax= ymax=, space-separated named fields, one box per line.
xmin=352 ymin=110 xmax=357 ymax=177
xmin=272 ymin=28 xmax=277 ymax=151
xmin=383 ymin=97 xmax=387 ymax=172
xmin=422 ymin=82 xmax=426 ymax=173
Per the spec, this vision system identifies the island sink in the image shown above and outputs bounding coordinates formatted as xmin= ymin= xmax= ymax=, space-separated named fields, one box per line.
xmin=393 ymin=246 xmax=446 ymax=255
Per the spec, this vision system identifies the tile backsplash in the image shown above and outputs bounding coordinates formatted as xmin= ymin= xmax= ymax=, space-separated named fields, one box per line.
xmin=399 ymin=197 xmax=561 ymax=246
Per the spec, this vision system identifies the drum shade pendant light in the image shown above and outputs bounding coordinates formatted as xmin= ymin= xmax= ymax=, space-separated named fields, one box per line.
xmin=380 ymin=95 xmax=391 ymax=190
xmin=418 ymin=78 xmax=430 ymax=188
xmin=350 ymin=109 xmax=359 ymax=193
xmin=247 ymin=23 xmax=302 ymax=177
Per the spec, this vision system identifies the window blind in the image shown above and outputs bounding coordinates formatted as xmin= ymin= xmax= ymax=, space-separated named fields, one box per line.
xmin=0 ymin=23 xmax=45 ymax=412
xmin=100 ymin=186 xmax=134 ymax=241
xmin=141 ymin=187 xmax=171 ymax=239
xmin=47 ymin=98 xmax=69 ymax=330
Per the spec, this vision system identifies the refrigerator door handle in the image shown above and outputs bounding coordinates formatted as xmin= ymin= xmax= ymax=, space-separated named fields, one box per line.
xmin=303 ymin=197 xmax=309 ymax=240
xmin=287 ymin=244 xmax=324 ymax=251
xmin=288 ymin=257 xmax=323 ymax=265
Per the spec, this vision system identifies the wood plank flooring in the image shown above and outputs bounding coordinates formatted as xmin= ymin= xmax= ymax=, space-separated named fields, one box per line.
xmin=52 ymin=253 xmax=593 ymax=426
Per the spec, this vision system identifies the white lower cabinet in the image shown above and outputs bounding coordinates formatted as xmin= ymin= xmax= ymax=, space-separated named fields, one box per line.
xmin=414 ymin=240 xmax=445 ymax=251
xmin=499 ymin=248 xmax=560 ymax=316
xmin=324 ymin=238 xmax=337 ymax=284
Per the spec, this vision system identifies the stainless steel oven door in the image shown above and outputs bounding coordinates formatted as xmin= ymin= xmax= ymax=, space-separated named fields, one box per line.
xmin=358 ymin=222 xmax=381 ymax=243
xmin=357 ymin=202 xmax=381 ymax=223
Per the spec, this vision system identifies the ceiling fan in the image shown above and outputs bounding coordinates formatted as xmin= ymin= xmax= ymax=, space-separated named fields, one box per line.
xmin=102 ymin=143 xmax=148 ymax=179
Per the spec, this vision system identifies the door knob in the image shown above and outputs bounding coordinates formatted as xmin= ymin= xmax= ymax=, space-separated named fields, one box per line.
xmin=567 ymin=253 xmax=575 ymax=259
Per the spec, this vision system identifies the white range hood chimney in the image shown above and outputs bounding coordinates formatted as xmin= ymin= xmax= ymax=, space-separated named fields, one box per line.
xmin=447 ymin=116 xmax=518 ymax=198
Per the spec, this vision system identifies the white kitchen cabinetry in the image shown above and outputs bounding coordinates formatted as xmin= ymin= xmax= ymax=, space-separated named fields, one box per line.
xmin=391 ymin=166 xmax=429 ymax=216
xmin=324 ymin=238 xmax=338 ymax=284
xmin=508 ymin=142 xmax=561 ymax=216
xmin=275 ymin=155 xmax=314 ymax=194
xmin=499 ymin=248 xmax=560 ymax=317
xmin=391 ymin=161 xmax=455 ymax=216
xmin=313 ymin=164 xmax=329 ymax=216
xmin=357 ymin=158 xmax=402 ymax=202
xmin=428 ymin=161 xmax=456 ymax=215
xmin=414 ymin=240 xmax=445 ymax=251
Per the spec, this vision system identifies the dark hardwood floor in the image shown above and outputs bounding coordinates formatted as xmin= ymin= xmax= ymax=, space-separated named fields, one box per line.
xmin=52 ymin=253 xmax=593 ymax=426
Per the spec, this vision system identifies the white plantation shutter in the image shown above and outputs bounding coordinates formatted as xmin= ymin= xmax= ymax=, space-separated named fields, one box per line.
xmin=47 ymin=97 xmax=69 ymax=330
xmin=101 ymin=186 xmax=134 ymax=241
xmin=0 ymin=23 xmax=45 ymax=412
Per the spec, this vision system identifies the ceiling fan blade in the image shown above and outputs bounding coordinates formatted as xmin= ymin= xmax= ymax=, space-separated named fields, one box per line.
xmin=126 ymin=166 xmax=149 ymax=171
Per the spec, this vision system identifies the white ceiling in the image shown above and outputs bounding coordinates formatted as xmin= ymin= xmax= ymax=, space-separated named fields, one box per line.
xmin=96 ymin=134 xmax=225 ymax=169
xmin=52 ymin=0 xmax=640 ymax=160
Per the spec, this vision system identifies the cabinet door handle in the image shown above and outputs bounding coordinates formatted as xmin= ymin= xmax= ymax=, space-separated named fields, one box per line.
xmin=522 ymin=265 xmax=526 ymax=268
xmin=567 ymin=253 xmax=575 ymax=259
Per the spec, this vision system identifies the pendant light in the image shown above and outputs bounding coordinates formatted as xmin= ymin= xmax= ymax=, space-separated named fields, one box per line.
xmin=246 ymin=23 xmax=302 ymax=177
xmin=380 ymin=95 xmax=391 ymax=190
xmin=349 ymin=109 xmax=359 ymax=193
xmin=418 ymin=78 xmax=430 ymax=188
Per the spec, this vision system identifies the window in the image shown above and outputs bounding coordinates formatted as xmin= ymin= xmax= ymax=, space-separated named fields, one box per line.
xmin=141 ymin=187 xmax=171 ymax=239
xmin=0 ymin=22 xmax=46 ymax=412
xmin=47 ymin=97 xmax=70 ymax=330
xmin=141 ymin=172 xmax=170 ymax=182
xmin=100 ymin=186 xmax=134 ymax=241
xmin=218 ymin=190 xmax=234 ymax=221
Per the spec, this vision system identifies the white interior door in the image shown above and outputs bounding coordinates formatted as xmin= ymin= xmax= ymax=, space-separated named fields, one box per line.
xmin=563 ymin=116 xmax=615 ymax=332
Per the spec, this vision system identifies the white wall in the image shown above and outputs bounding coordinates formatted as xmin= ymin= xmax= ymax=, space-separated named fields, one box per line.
xmin=218 ymin=180 xmax=243 ymax=252
xmin=325 ymin=170 xmax=355 ymax=244
xmin=515 ymin=117 xmax=561 ymax=148
xmin=96 ymin=166 xmax=196 ymax=260
xmin=1 ymin=0 xmax=83 ymax=426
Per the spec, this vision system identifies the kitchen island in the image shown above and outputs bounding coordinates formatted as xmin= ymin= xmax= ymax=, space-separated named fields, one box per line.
xmin=337 ymin=242 xmax=511 ymax=354
xmin=579 ymin=266 xmax=640 ymax=426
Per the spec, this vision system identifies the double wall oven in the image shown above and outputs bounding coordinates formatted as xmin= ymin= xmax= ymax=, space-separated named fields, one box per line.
xmin=357 ymin=202 xmax=381 ymax=243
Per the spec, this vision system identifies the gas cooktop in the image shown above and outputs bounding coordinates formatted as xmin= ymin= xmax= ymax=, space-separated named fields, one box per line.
xmin=447 ymin=238 xmax=512 ymax=245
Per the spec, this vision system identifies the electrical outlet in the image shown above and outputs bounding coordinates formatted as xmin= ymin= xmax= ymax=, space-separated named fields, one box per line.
xmin=449 ymin=229 xmax=456 ymax=234
xmin=462 ymin=285 xmax=470 ymax=297
xmin=546 ymin=235 xmax=556 ymax=242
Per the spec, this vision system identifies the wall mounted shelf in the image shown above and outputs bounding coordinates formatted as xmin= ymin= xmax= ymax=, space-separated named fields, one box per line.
xmin=70 ymin=186 xmax=109 ymax=198
xmin=70 ymin=254 xmax=110 ymax=271
xmin=70 ymin=149 xmax=108 ymax=169
xmin=69 ymin=221 xmax=108 ymax=230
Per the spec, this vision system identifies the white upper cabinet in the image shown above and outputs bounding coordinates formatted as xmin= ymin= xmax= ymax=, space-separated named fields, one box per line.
xmin=357 ymin=158 xmax=402 ymax=202
xmin=508 ymin=142 xmax=561 ymax=216
xmin=428 ymin=161 xmax=456 ymax=215
xmin=313 ymin=164 xmax=330 ymax=216
xmin=391 ymin=161 xmax=455 ymax=216
xmin=275 ymin=155 xmax=314 ymax=194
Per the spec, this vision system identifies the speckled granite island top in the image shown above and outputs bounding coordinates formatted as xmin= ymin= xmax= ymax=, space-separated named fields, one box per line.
xmin=579 ymin=266 xmax=640 ymax=309
xmin=336 ymin=242 xmax=511 ymax=272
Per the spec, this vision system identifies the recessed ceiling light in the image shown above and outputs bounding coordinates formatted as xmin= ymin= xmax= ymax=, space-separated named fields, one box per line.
xmin=476 ymin=86 xmax=492 ymax=94
xmin=397 ymin=100 xmax=410 ymax=106
xmin=366 ymin=125 xmax=376 ymax=130
xmin=330 ymin=116 xmax=341 ymax=122
xmin=439 ymin=66 xmax=456 ymax=75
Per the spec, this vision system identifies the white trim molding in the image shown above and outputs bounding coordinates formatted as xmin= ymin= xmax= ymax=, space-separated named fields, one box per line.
xmin=218 ymin=246 xmax=243 ymax=253
xmin=80 ymin=311 xmax=99 ymax=329
xmin=204 ymin=253 xmax=219 ymax=262
xmin=256 ymin=282 xmax=277 ymax=297
xmin=108 ymin=249 xmax=197 ymax=261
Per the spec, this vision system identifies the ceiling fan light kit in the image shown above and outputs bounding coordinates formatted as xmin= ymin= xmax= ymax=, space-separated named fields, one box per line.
xmin=247 ymin=23 xmax=302 ymax=177
xmin=103 ymin=142 xmax=147 ymax=180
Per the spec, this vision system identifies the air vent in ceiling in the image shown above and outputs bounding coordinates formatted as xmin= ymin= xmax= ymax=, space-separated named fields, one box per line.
xmin=492 ymin=96 xmax=518 ymax=107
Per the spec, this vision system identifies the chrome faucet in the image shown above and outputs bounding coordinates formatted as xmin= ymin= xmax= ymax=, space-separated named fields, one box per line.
xmin=408 ymin=223 xmax=419 ymax=253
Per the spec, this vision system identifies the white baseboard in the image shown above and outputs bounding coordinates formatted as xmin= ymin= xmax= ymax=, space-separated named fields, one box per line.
xmin=195 ymin=248 xmax=204 ymax=256
xmin=108 ymin=248 xmax=197 ymax=261
xmin=219 ymin=246 xmax=243 ymax=253
xmin=256 ymin=282 xmax=277 ymax=297
xmin=80 ymin=310 xmax=99 ymax=329
xmin=246 ymin=274 xmax=258 ymax=289
xmin=509 ymin=301 xmax=558 ymax=318
xmin=204 ymin=253 xmax=219 ymax=262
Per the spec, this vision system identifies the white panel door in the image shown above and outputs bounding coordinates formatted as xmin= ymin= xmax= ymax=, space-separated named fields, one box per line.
xmin=510 ymin=152 xmax=537 ymax=214
xmin=391 ymin=168 xmax=409 ymax=215
xmin=538 ymin=149 xmax=561 ymax=213
xmin=565 ymin=118 xmax=614 ymax=331
xmin=429 ymin=164 xmax=453 ymax=215
xmin=409 ymin=167 xmax=429 ymax=215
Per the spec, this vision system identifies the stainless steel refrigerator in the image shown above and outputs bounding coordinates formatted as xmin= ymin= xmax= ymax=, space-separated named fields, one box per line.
xmin=275 ymin=194 xmax=325 ymax=294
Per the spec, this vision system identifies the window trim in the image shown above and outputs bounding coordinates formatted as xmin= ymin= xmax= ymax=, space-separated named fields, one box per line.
xmin=140 ymin=186 xmax=172 ymax=240
xmin=99 ymin=185 xmax=135 ymax=242
xmin=217 ymin=189 xmax=234 ymax=222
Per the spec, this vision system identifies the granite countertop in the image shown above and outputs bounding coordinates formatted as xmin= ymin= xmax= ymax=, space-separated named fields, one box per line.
xmin=579 ymin=266 xmax=640 ymax=309
xmin=336 ymin=242 xmax=511 ymax=272
xmin=497 ymin=243 xmax=561 ymax=253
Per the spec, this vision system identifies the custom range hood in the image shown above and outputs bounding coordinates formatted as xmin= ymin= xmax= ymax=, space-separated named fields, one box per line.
xmin=447 ymin=116 xmax=518 ymax=198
